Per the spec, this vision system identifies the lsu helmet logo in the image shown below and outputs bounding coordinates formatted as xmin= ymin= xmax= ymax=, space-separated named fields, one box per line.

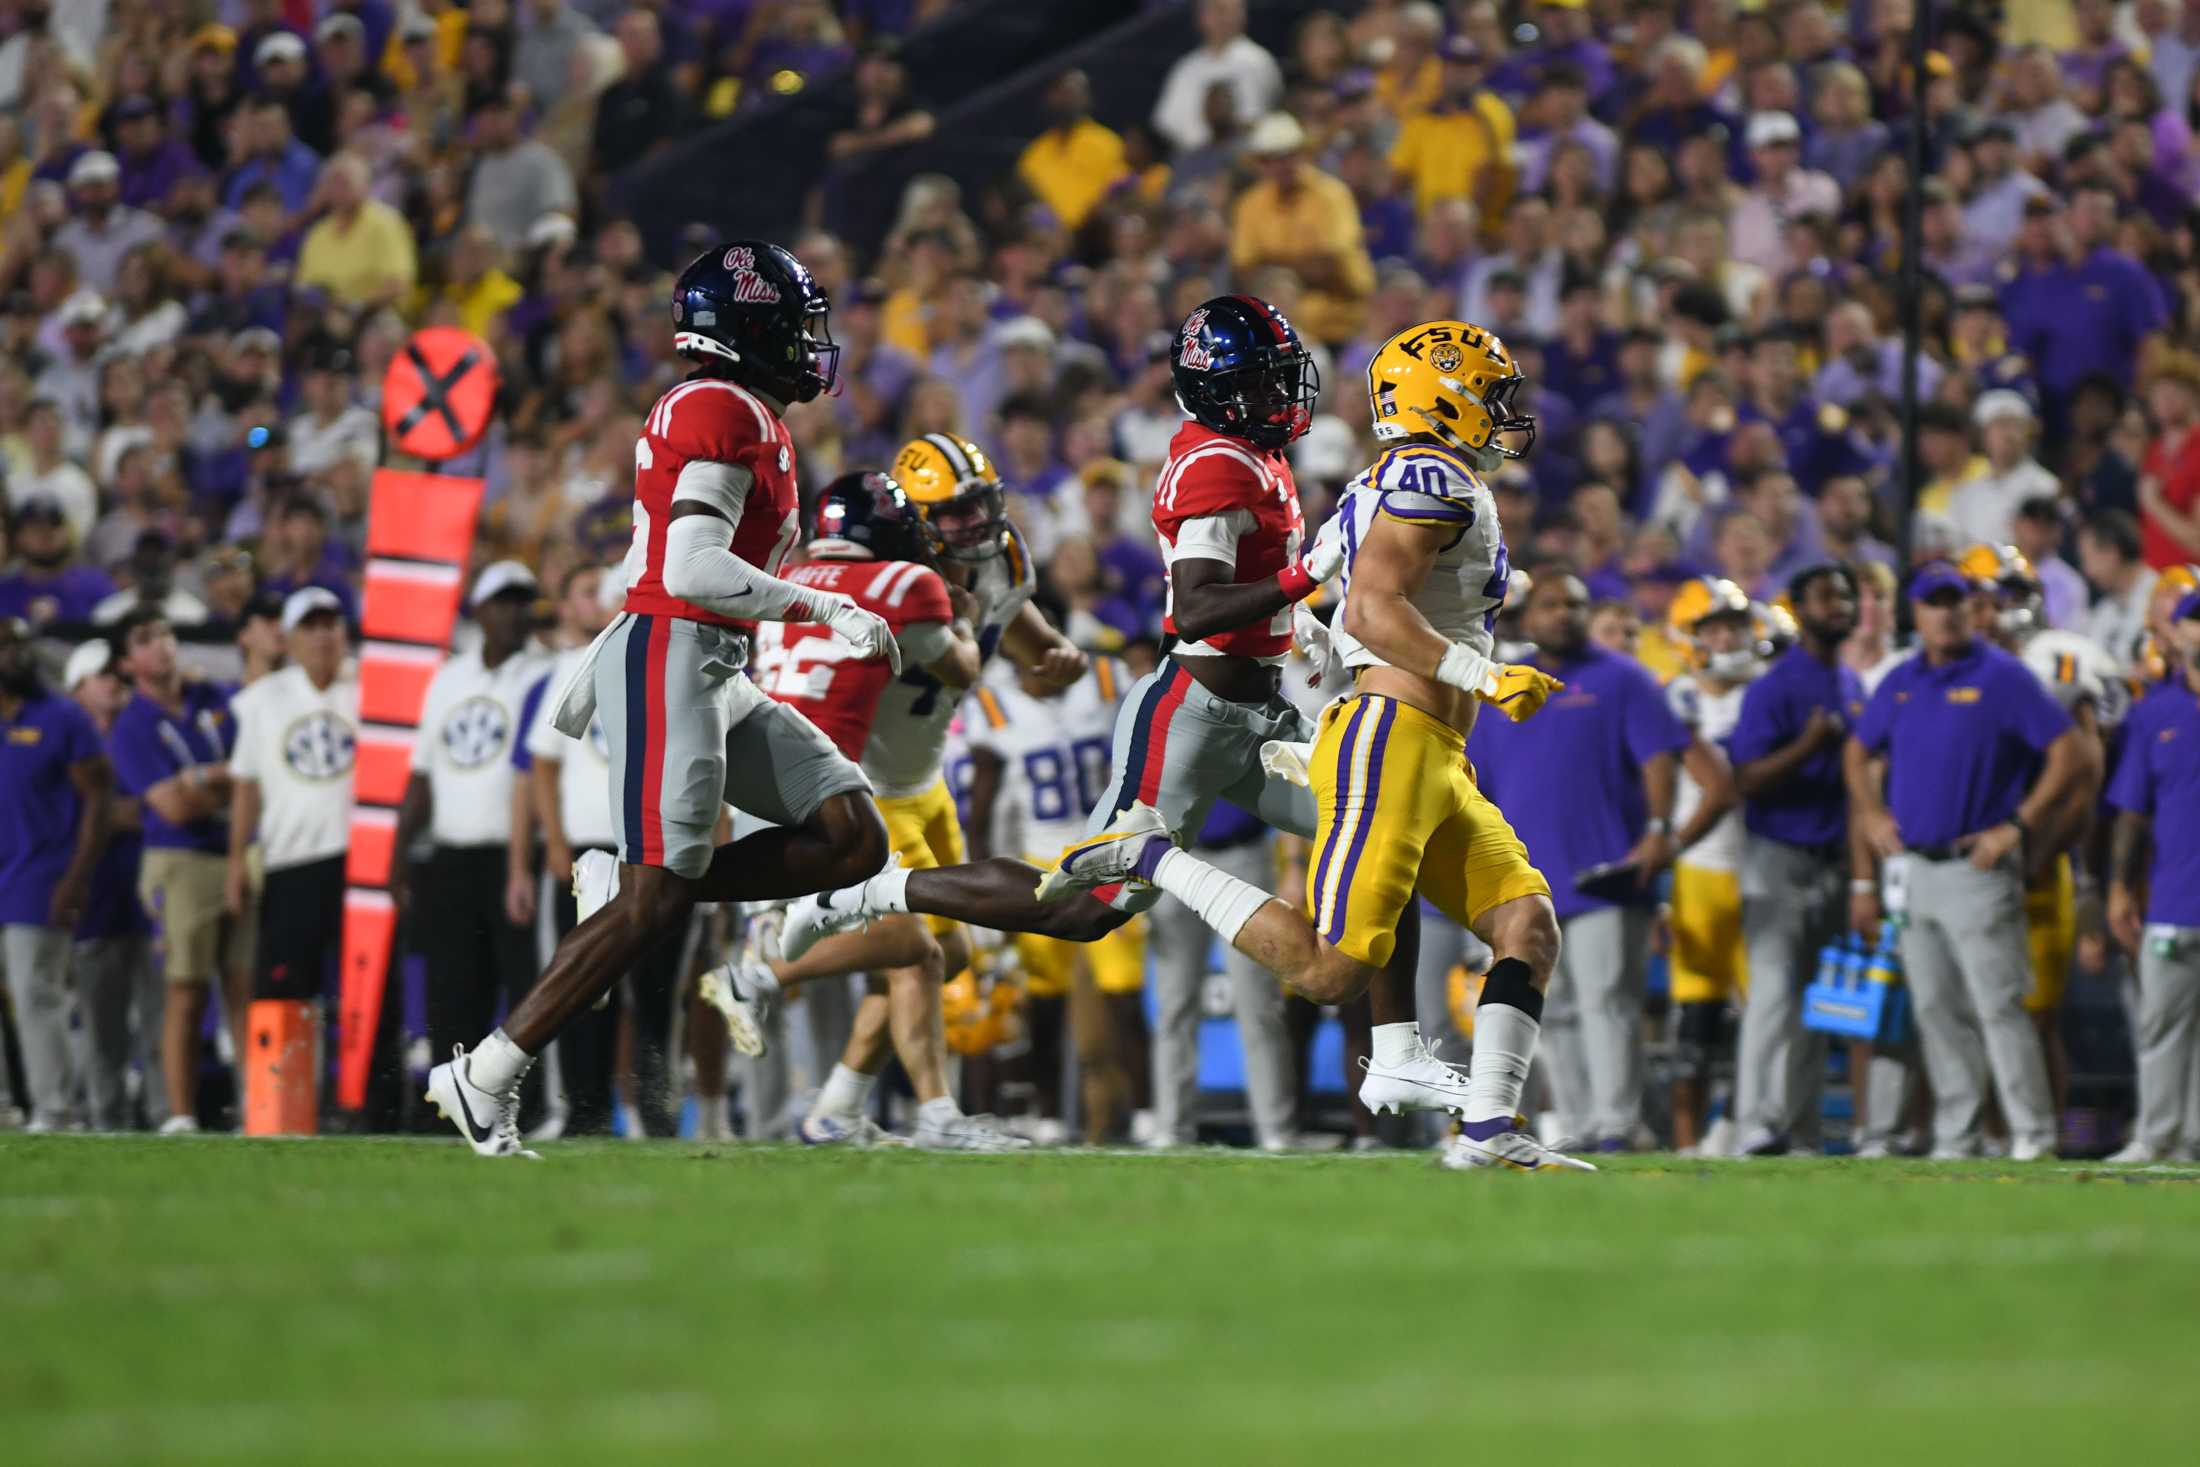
xmin=1178 ymin=308 xmax=1212 ymax=370
xmin=723 ymin=246 xmax=781 ymax=304
xmin=1429 ymin=341 xmax=1464 ymax=374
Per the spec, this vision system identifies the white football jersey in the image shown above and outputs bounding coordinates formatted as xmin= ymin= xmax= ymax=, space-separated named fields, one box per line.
xmin=863 ymin=530 xmax=1038 ymax=799
xmin=1667 ymin=674 xmax=1747 ymax=873
xmin=2021 ymin=628 xmax=2128 ymax=730
xmin=1328 ymin=444 xmax=1510 ymax=675
xmin=964 ymin=657 xmax=1128 ymax=860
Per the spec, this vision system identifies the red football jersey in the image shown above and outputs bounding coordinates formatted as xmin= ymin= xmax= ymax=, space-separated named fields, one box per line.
xmin=753 ymin=557 xmax=953 ymax=760
xmin=622 ymin=376 xmax=803 ymax=628
xmin=1152 ymin=420 xmax=1304 ymax=660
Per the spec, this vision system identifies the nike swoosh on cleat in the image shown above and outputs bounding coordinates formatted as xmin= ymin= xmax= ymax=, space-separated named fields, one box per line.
xmin=448 ymin=1069 xmax=496 ymax=1146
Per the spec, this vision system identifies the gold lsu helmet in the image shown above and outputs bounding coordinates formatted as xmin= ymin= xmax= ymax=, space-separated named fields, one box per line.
xmin=891 ymin=433 xmax=1008 ymax=561
xmin=1957 ymin=542 xmax=2042 ymax=636
xmin=1366 ymin=320 xmax=1536 ymax=467
xmin=1668 ymin=577 xmax=1761 ymax=677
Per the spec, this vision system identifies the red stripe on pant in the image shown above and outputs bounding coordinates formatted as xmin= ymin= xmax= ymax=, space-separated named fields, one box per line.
xmin=639 ymin=616 xmax=671 ymax=865
xmin=1134 ymin=664 xmax=1191 ymax=806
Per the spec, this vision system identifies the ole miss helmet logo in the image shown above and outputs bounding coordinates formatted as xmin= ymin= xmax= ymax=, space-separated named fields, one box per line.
xmin=723 ymin=246 xmax=782 ymax=304
xmin=1179 ymin=308 xmax=1212 ymax=371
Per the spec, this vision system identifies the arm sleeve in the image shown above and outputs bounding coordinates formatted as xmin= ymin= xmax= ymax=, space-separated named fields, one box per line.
xmin=1852 ymin=680 xmax=1896 ymax=756
xmin=2104 ymin=705 xmax=2155 ymax=814
xmin=671 ymin=459 xmax=753 ymax=520
xmin=107 ymin=715 xmax=168 ymax=797
xmin=1624 ymin=664 xmax=1694 ymax=763
xmin=899 ymin=621 xmax=956 ymax=665
xmin=1170 ymin=510 xmax=1256 ymax=568
xmin=660 ymin=511 xmax=838 ymax=622
xmin=511 ymin=674 xmax=551 ymax=772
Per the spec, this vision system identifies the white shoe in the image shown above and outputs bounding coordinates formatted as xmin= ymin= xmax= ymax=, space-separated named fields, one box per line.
xmin=1035 ymin=802 xmax=1169 ymax=902
xmin=913 ymin=1108 xmax=1033 ymax=1152
xmin=699 ymin=913 xmax=780 ymax=1059
xmin=525 ymin=1108 xmax=568 ymax=1144
xmin=2105 ymin=1140 xmax=2160 ymax=1164
xmin=2010 ymin=1136 xmax=2055 ymax=1162
xmin=1852 ymin=1139 xmax=1891 ymax=1160
xmin=573 ymin=850 xmax=620 ymax=1010
xmin=1357 ymin=1042 xmax=1472 ymax=1117
xmin=1440 ymin=1116 xmax=1597 ymax=1172
xmin=157 ymin=1114 xmax=199 ymax=1136
xmin=1929 ymin=1139 xmax=1979 ymax=1161
xmin=1005 ymin=1114 xmax=1068 ymax=1146
xmin=693 ymin=1100 xmax=733 ymax=1142
xmin=798 ymin=1112 xmax=910 ymax=1148
xmin=425 ymin=1045 xmax=539 ymax=1159
xmin=1700 ymin=1115 xmax=1736 ymax=1157
xmin=780 ymin=855 xmax=898 ymax=963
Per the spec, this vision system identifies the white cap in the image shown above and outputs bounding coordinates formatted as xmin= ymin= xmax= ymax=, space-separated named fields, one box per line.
xmin=993 ymin=315 xmax=1055 ymax=352
xmin=67 ymin=149 xmax=120 ymax=187
xmin=525 ymin=212 xmax=578 ymax=250
xmin=254 ymin=31 xmax=308 ymax=68
xmin=63 ymin=640 xmax=110 ymax=691
xmin=1246 ymin=111 xmax=1308 ymax=157
xmin=58 ymin=289 xmax=107 ymax=327
xmin=316 ymin=13 xmax=366 ymax=44
xmin=1745 ymin=110 xmax=1801 ymax=149
xmin=1974 ymin=389 xmax=2034 ymax=426
xmin=280 ymin=586 xmax=345 ymax=632
xmin=469 ymin=559 xmax=539 ymax=609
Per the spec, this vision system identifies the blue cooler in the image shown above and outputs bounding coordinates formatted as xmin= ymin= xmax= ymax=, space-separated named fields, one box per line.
xmin=1801 ymin=923 xmax=1910 ymax=1046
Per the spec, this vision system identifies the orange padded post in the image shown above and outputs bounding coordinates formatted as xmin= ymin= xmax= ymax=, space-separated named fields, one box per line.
xmin=244 ymin=1000 xmax=319 ymax=1135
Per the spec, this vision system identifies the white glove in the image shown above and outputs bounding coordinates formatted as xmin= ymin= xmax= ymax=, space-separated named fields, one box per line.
xmin=1261 ymin=739 xmax=1315 ymax=789
xmin=821 ymin=593 xmax=902 ymax=673
xmin=1292 ymin=601 xmax=1332 ymax=683
xmin=1301 ymin=514 xmax=1347 ymax=584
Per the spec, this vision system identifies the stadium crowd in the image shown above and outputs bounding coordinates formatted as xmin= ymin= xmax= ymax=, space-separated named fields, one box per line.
xmin=1 ymin=0 xmax=2197 ymax=1158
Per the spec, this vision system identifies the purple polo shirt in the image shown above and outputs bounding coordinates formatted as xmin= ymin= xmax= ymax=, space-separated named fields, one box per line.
xmin=1468 ymin=644 xmax=1691 ymax=918
xmin=2106 ymin=676 xmax=2200 ymax=926
xmin=1852 ymin=640 xmax=2071 ymax=849
xmin=2000 ymin=250 xmax=2168 ymax=394
xmin=0 ymin=566 xmax=118 ymax=626
xmin=0 ymin=692 xmax=104 ymax=927
xmin=109 ymin=682 xmax=236 ymax=854
xmin=1727 ymin=645 xmax=1866 ymax=849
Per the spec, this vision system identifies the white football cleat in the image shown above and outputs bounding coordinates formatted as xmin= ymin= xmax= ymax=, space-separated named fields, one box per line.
xmin=780 ymin=853 xmax=900 ymax=963
xmin=692 ymin=1099 xmax=733 ymax=1143
xmin=1260 ymin=739 xmax=1315 ymax=789
xmin=573 ymin=850 xmax=620 ymax=1010
xmin=425 ymin=1044 xmax=539 ymax=1159
xmin=156 ymin=1114 xmax=199 ymax=1136
xmin=2105 ymin=1140 xmax=2161 ymax=1165
xmin=913 ymin=1109 xmax=1033 ymax=1152
xmin=704 ymin=910 xmax=783 ymax=1060
xmin=1035 ymin=802 xmax=1169 ymax=902
xmin=798 ymin=1112 xmax=911 ymax=1148
xmin=1357 ymin=1042 xmax=1473 ymax=1117
xmin=1441 ymin=1116 xmax=1597 ymax=1172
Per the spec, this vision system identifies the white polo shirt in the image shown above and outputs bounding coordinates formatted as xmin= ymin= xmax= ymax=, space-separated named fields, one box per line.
xmin=524 ymin=646 xmax=617 ymax=851
xmin=411 ymin=646 xmax=548 ymax=848
xmin=229 ymin=662 xmax=359 ymax=872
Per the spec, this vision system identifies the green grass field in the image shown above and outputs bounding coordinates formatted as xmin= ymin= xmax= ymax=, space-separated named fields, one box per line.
xmin=6 ymin=1138 xmax=2199 ymax=1467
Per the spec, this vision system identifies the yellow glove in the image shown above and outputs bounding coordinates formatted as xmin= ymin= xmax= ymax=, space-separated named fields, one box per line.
xmin=1481 ymin=664 xmax=1564 ymax=722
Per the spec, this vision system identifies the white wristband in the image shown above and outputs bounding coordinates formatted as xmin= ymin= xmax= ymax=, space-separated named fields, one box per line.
xmin=1434 ymin=642 xmax=1499 ymax=697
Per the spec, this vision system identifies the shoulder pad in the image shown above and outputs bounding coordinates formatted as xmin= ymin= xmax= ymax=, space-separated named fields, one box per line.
xmin=1665 ymin=675 xmax=1702 ymax=727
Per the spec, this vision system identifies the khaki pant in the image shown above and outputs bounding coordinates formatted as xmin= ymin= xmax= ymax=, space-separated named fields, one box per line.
xmin=139 ymin=847 xmax=256 ymax=985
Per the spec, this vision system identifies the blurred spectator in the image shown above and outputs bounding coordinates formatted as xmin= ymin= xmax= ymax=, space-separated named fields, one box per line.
xmin=1229 ymin=112 xmax=1373 ymax=344
xmin=2079 ymin=509 xmax=2158 ymax=664
xmin=1017 ymin=70 xmax=1126 ymax=232
xmin=1959 ymin=119 xmax=2048 ymax=257
xmin=252 ymin=30 xmax=332 ymax=156
xmin=1728 ymin=110 xmax=1838 ymax=277
xmin=2001 ymin=185 xmax=2167 ymax=413
xmin=92 ymin=533 xmax=210 ymax=629
xmin=823 ymin=37 xmax=934 ymax=168
xmin=2009 ymin=495 xmax=2089 ymax=631
xmin=223 ymin=97 xmax=321 ymax=216
xmin=288 ymin=347 xmax=377 ymax=479
xmin=1152 ymin=0 xmax=1282 ymax=154
xmin=1461 ymin=195 xmax=1560 ymax=339
xmin=13 ymin=404 xmax=98 ymax=541
xmin=295 ymin=153 xmax=418 ymax=309
xmin=257 ymin=498 xmax=359 ymax=624
xmin=591 ymin=9 xmax=687 ymax=177
xmin=2139 ymin=353 xmax=2200 ymax=568
xmin=1388 ymin=36 xmax=1515 ymax=220
xmin=1519 ymin=62 xmax=1616 ymax=195
xmin=52 ymin=151 xmax=164 ymax=297
xmin=1815 ymin=473 xmax=1898 ymax=570
xmin=465 ymin=88 xmax=579 ymax=253
xmin=109 ymin=96 xmax=197 ymax=215
xmin=1951 ymin=391 xmax=2059 ymax=547
xmin=514 ymin=0 xmax=603 ymax=110
xmin=1805 ymin=62 xmax=1889 ymax=191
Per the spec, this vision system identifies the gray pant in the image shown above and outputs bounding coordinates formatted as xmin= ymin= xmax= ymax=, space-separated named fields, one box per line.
xmin=2 ymin=924 xmax=77 ymax=1126
xmin=1898 ymin=857 xmax=2054 ymax=1153
xmin=1735 ymin=836 xmax=1845 ymax=1144
xmin=1540 ymin=905 xmax=1651 ymax=1144
xmin=1146 ymin=836 xmax=1296 ymax=1146
xmin=73 ymin=934 xmax=160 ymax=1130
xmin=1413 ymin=904 xmax=1486 ymax=1064
xmin=2131 ymin=926 xmax=2200 ymax=1154
xmin=750 ymin=972 xmax=859 ymax=1138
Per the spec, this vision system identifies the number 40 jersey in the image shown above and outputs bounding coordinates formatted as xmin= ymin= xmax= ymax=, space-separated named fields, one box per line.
xmin=965 ymin=658 xmax=1129 ymax=860
xmin=1327 ymin=441 xmax=1510 ymax=676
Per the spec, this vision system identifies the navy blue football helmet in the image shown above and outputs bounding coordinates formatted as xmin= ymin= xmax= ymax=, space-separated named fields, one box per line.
xmin=671 ymin=240 xmax=840 ymax=403
xmin=809 ymin=470 xmax=942 ymax=564
xmin=1171 ymin=295 xmax=1320 ymax=450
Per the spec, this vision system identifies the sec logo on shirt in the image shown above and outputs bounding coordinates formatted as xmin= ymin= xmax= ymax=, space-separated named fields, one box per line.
xmin=441 ymin=696 xmax=511 ymax=768
xmin=283 ymin=712 xmax=357 ymax=781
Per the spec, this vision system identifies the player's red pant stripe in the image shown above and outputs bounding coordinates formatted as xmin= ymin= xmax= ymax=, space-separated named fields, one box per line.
xmin=639 ymin=615 xmax=670 ymax=865
xmin=1134 ymin=662 xmax=1190 ymax=807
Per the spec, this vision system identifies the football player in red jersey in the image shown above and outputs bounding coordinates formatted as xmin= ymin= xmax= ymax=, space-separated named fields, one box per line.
xmin=425 ymin=241 xmax=903 ymax=1158
xmin=785 ymin=297 xmax=1475 ymax=1121
xmin=744 ymin=471 xmax=1030 ymax=1149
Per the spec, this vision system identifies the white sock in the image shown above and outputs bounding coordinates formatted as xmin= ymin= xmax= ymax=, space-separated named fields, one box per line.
xmin=859 ymin=863 xmax=913 ymax=915
xmin=814 ymin=1062 xmax=876 ymax=1119
xmin=1465 ymin=1005 xmax=1538 ymax=1124
xmin=1371 ymin=1021 xmax=1421 ymax=1068
xmin=468 ymin=1029 xmax=533 ymax=1094
xmin=1149 ymin=848 xmax=1273 ymax=944
xmin=917 ymin=1095 xmax=961 ymax=1128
